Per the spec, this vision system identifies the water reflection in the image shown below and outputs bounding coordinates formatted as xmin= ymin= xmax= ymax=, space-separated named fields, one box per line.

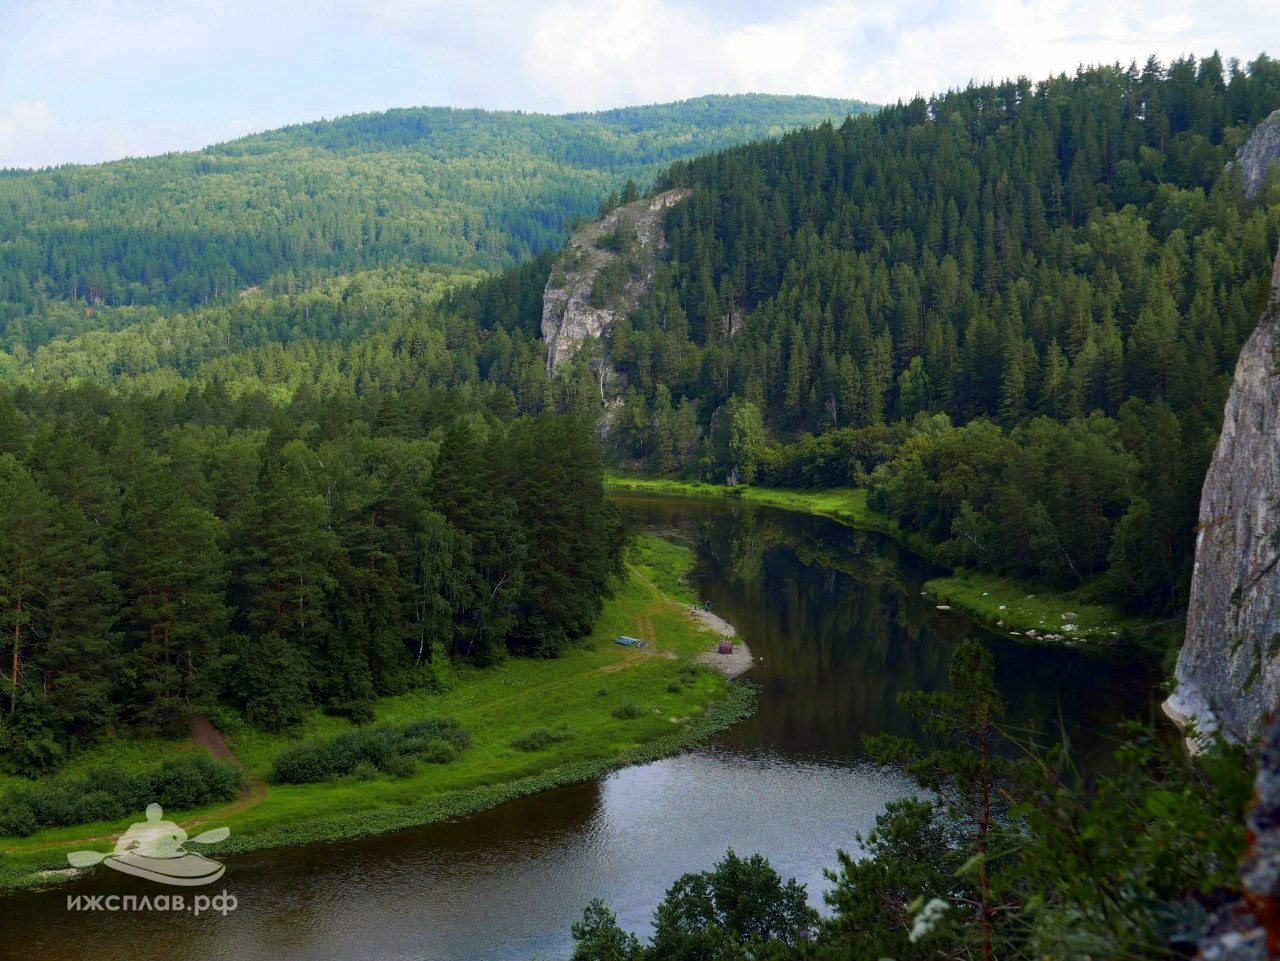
xmin=5 ymin=495 xmax=1155 ymax=961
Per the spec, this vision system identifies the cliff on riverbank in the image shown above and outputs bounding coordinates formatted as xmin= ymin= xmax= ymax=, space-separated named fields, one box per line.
xmin=1166 ymin=110 xmax=1280 ymax=745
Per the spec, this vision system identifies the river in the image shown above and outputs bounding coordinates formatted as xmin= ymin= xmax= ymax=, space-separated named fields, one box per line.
xmin=8 ymin=494 xmax=1158 ymax=961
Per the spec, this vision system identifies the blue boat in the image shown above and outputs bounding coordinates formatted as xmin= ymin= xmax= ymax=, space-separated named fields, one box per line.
xmin=614 ymin=636 xmax=646 ymax=648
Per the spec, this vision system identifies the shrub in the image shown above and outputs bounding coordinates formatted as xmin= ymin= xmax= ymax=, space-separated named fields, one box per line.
xmin=0 ymin=802 xmax=36 ymax=837
xmin=271 ymin=717 xmax=469 ymax=784
xmin=0 ymin=754 xmax=241 ymax=837
xmin=147 ymin=755 xmax=242 ymax=810
xmin=351 ymin=761 xmax=378 ymax=781
xmin=678 ymin=663 xmax=705 ymax=684
xmin=510 ymin=725 xmax=574 ymax=752
xmin=416 ymin=741 xmax=462 ymax=765
xmin=612 ymin=701 xmax=644 ymax=720
xmin=71 ymin=790 xmax=127 ymax=825
xmin=381 ymin=754 xmax=418 ymax=778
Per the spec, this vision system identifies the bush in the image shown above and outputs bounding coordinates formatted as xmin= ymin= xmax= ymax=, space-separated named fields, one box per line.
xmin=271 ymin=717 xmax=469 ymax=784
xmin=612 ymin=701 xmax=644 ymax=720
xmin=0 ymin=754 xmax=242 ymax=837
xmin=381 ymin=754 xmax=418 ymax=778
xmin=71 ymin=790 xmax=127 ymax=825
xmin=416 ymin=741 xmax=462 ymax=765
xmin=0 ymin=802 xmax=36 ymax=837
xmin=678 ymin=663 xmax=705 ymax=684
xmin=510 ymin=725 xmax=574 ymax=752
xmin=351 ymin=761 xmax=378 ymax=781
xmin=147 ymin=754 xmax=242 ymax=810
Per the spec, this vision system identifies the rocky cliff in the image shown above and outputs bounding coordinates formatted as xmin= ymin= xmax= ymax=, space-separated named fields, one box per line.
xmin=1165 ymin=110 xmax=1280 ymax=746
xmin=541 ymin=188 xmax=690 ymax=375
xmin=1232 ymin=107 xmax=1280 ymax=199
xmin=1167 ymin=243 xmax=1280 ymax=745
xmin=1166 ymin=108 xmax=1280 ymax=745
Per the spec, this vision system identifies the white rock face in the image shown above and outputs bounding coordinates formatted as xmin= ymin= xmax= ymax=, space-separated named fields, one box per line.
xmin=1232 ymin=107 xmax=1280 ymax=199
xmin=1167 ymin=241 xmax=1280 ymax=744
xmin=541 ymin=188 xmax=691 ymax=375
xmin=1165 ymin=111 xmax=1280 ymax=746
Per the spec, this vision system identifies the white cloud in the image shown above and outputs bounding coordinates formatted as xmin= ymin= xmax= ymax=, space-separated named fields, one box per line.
xmin=0 ymin=102 xmax=56 ymax=166
xmin=0 ymin=0 xmax=1271 ymax=166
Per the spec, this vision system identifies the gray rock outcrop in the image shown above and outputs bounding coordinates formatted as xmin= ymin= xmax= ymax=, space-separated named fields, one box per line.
xmin=1167 ymin=241 xmax=1280 ymax=744
xmin=1165 ymin=111 xmax=1280 ymax=746
xmin=1232 ymin=107 xmax=1280 ymax=199
xmin=541 ymin=188 xmax=690 ymax=375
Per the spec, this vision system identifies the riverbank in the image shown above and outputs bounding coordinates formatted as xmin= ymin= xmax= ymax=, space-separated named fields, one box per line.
xmin=606 ymin=475 xmax=1163 ymax=647
xmin=0 ymin=534 xmax=755 ymax=893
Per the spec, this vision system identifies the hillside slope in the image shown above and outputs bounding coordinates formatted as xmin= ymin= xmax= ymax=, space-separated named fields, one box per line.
xmin=570 ymin=54 xmax=1280 ymax=617
xmin=0 ymin=95 xmax=873 ymax=349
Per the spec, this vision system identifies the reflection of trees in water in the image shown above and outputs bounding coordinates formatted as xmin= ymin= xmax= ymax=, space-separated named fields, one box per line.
xmin=691 ymin=508 xmax=957 ymax=756
xmin=630 ymin=496 xmax=1155 ymax=764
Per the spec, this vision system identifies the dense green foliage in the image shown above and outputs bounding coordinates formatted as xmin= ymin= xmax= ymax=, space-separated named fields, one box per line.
xmin=28 ymin=58 xmax=1280 ymax=618
xmin=570 ymin=639 xmax=1252 ymax=960
xmin=0 ymin=95 xmax=872 ymax=349
xmin=0 ymin=754 xmax=241 ymax=836
xmin=572 ymin=851 xmax=818 ymax=961
xmin=271 ymin=717 xmax=469 ymax=783
xmin=588 ymin=54 xmax=1280 ymax=614
xmin=0 ymin=380 xmax=626 ymax=771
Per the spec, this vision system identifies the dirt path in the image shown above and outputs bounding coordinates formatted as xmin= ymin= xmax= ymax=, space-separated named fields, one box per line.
xmin=186 ymin=716 xmax=267 ymax=828
xmin=5 ymin=717 xmax=266 ymax=854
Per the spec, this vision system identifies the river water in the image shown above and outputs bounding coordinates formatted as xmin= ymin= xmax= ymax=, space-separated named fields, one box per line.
xmin=6 ymin=495 xmax=1157 ymax=961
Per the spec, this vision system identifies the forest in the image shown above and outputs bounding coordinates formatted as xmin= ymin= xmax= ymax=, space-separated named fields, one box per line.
xmin=4 ymin=57 xmax=1278 ymax=775
xmin=0 ymin=380 xmax=625 ymax=770
xmin=584 ymin=53 xmax=1280 ymax=615
xmin=0 ymin=94 xmax=872 ymax=349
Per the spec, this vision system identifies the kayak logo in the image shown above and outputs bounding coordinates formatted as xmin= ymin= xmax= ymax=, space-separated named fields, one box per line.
xmin=67 ymin=803 xmax=229 ymax=886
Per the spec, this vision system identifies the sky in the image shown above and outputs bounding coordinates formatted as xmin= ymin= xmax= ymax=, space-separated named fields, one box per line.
xmin=0 ymin=0 xmax=1271 ymax=169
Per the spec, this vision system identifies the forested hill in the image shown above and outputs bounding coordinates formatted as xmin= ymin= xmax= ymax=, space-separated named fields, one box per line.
xmin=581 ymin=54 xmax=1280 ymax=614
xmin=0 ymin=94 xmax=873 ymax=348
xmin=14 ymin=56 xmax=1280 ymax=623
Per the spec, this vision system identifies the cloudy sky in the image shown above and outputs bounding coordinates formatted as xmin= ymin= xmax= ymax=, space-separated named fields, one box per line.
xmin=0 ymin=0 xmax=1270 ymax=169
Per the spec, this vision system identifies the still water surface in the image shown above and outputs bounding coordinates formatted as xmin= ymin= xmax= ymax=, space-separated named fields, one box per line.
xmin=8 ymin=495 xmax=1156 ymax=961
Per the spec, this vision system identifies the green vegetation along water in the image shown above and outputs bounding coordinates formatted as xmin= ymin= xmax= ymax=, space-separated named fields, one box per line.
xmin=605 ymin=475 xmax=1160 ymax=645
xmin=2 ymin=494 xmax=1157 ymax=961
xmin=0 ymin=532 xmax=743 ymax=888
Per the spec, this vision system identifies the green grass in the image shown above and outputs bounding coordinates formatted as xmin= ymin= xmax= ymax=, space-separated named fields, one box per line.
xmin=628 ymin=532 xmax=700 ymax=606
xmin=922 ymin=569 xmax=1154 ymax=643
xmin=0 ymin=734 xmax=199 ymax=795
xmin=607 ymin=473 xmax=1155 ymax=645
xmin=0 ymin=533 xmax=750 ymax=891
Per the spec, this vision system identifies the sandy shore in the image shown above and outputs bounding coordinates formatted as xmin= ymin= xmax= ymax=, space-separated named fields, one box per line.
xmin=690 ymin=608 xmax=754 ymax=678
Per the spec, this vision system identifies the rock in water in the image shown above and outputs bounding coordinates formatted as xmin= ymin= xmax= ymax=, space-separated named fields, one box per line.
xmin=541 ymin=188 xmax=691 ymax=376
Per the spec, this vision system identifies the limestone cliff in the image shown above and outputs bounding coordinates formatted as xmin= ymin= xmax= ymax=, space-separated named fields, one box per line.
xmin=1167 ymin=241 xmax=1280 ymax=744
xmin=541 ymin=188 xmax=690 ymax=375
xmin=1232 ymin=107 xmax=1280 ymax=199
xmin=1165 ymin=112 xmax=1280 ymax=745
